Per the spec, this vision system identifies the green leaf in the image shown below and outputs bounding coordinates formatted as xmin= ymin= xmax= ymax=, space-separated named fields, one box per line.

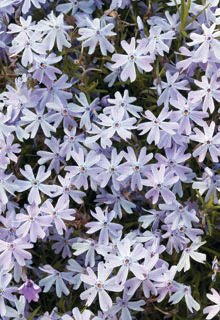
xmin=185 ymin=3 xmax=209 ymax=27
xmin=174 ymin=0 xmax=181 ymax=18
xmin=27 ymin=306 xmax=41 ymax=320
xmin=181 ymin=30 xmax=189 ymax=38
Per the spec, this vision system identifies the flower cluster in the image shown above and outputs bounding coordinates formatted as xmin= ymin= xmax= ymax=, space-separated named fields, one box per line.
xmin=0 ymin=0 xmax=219 ymax=320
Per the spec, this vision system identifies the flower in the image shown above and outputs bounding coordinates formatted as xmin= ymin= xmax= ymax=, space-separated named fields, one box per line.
xmin=80 ymin=262 xmax=122 ymax=312
xmin=0 ymin=272 xmax=16 ymax=317
xmin=16 ymin=202 xmax=51 ymax=242
xmin=97 ymin=108 xmax=137 ymax=144
xmin=203 ymin=289 xmax=220 ymax=320
xmin=111 ymin=291 xmax=145 ymax=319
xmin=160 ymin=201 xmax=199 ymax=230
xmin=105 ymin=90 xmax=143 ymax=118
xmin=169 ymin=284 xmax=200 ymax=313
xmin=117 ymin=147 xmax=153 ymax=191
xmin=21 ymin=0 xmax=46 ymax=14
xmin=29 ymin=53 xmax=62 ymax=84
xmin=0 ymin=238 xmax=33 ymax=270
xmin=16 ymin=165 xmax=57 ymax=204
xmin=189 ymin=74 xmax=220 ymax=114
xmin=71 ymin=92 xmax=100 ymax=130
xmin=190 ymin=121 xmax=220 ymax=163
xmin=9 ymin=31 xmax=46 ymax=67
xmin=41 ymin=197 xmax=75 ymax=235
xmin=35 ymin=12 xmax=73 ymax=51
xmin=155 ymin=145 xmax=192 ymax=182
xmin=39 ymin=265 xmax=74 ymax=298
xmin=0 ymin=169 xmax=18 ymax=205
xmin=105 ymin=238 xmax=146 ymax=285
xmin=19 ymin=279 xmax=41 ymax=303
xmin=37 ymin=137 xmax=65 ymax=174
xmin=5 ymin=296 xmax=26 ymax=320
xmin=111 ymin=37 xmax=153 ymax=82
xmin=155 ymin=71 xmax=189 ymax=107
xmin=53 ymin=174 xmax=86 ymax=204
xmin=85 ymin=207 xmax=123 ymax=245
xmin=187 ymin=23 xmax=220 ymax=63
xmin=21 ymin=107 xmax=56 ymax=138
xmin=96 ymin=148 xmax=124 ymax=190
xmin=51 ymin=228 xmax=75 ymax=259
xmin=78 ymin=18 xmax=116 ymax=55
xmin=62 ymin=307 xmax=93 ymax=320
xmin=177 ymin=238 xmax=206 ymax=272
xmin=144 ymin=164 xmax=179 ymax=204
xmin=145 ymin=26 xmax=175 ymax=57
xmin=125 ymin=251 xmax=164 ymax=298
xmin=170 ymin=95 xmax=208 ymax=135
xmin=65 ymin=148 xmax=101 ymax=190
xmin=137 ymin=108 xmax=178 ymax=145
xmin=72 ymin=238 xmax=99 ymax=267
xmin=95 ymin=187 xmax=136 ymax=219
xmin=57 ymin=0 xmax=93 ymax=15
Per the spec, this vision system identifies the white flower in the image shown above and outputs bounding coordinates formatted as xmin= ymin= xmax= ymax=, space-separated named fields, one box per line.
xmin=177 ymin=238 xmax=206 ymax=272
xmin=204 ymin=289 xmax=220 ymax=320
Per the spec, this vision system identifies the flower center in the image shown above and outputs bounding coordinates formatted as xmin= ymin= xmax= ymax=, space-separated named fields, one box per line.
xmin=27 ymin=281 xmax=32 ymax=287
xmin=169 ymin=161 xmax=174 ymax=166
xmin=180 ymin=226 xmax=185 ymax=232
xmin=52 ymin=212 xmax=56 ymax=216
xmin=184 ymin=109 xmax=188 ymax=115
xmin=110 ymin=167 xmax=115 ymax=173
xmin=124 ymin=258 xmax=130 ymax=265
xmin=114 ymin=122 xmax=119 ymax=128
xmin=207 ymin=140 xmax=211 ymax=145
xmin=135 ymin=166 xmax=139 ymax=171
xmin=129 ymin=54 xmax=135 ymax=60
xmin=103 ymin=221 xmax=108 ymax=227
xmin=157 ymin=184 xmax=161 ymax=188
xmin=207 ymin=88 xmax=211 ymax=93
xmin=65 ymin=187 xmax=69 ymax=192
xmin=33 ymin=180 xmax=38 ymax=185
xmin=80 ymin=166 xmax=85 ymax=171
xmin=155 ymin=119 xmax=159 ymax=124
xmin=40 ymin=63 xmax=46 ymax=68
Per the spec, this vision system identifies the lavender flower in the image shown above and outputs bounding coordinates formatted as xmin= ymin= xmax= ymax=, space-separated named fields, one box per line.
xmin=203 ymin=289 xmax=220 ymax=319
xmin=19 ymin=279 xmax=41 ymax=303
xmin=118 ymin=147 xmax=153 ymax=191
xmin=39 ymin=265 xmax=74 ymax=298
xmin=189 ymin=74 xmax=220 ymax=114
xmin=0 ymin=238 xmax=33 ymax=270
xmin=78 ymin=18 xmax=116 ymax=55
xmin=0 ymin=272 xmax=16 ymax=317
xmin=16 ymin=165 xmax=57 ymax=204
xmin=35 ymin=12 xmax=73 ymax=51
xmin=177 ymin=238 xmax=206 ymax=272
xmin=41 ymin=197 xmax=75 ymax=235
xmin=190 ymin=121 xmax=220 ymax=163
xmin=80 ymin=262 xmax=122 ymax=312
xmin=105 ymin=238 xmax=146 ymax=285
xmin=85 ymin=207 xmax=122 ymax=245
xmin=111 ymin=37 xmax=153 ymax=82
xmin=16 ymin=202 xmax=51 ymax=242
xmin=144 ymin=165 xmax=179 ymax=204
xmin=137 ymin=108 xmax=178 ymax=145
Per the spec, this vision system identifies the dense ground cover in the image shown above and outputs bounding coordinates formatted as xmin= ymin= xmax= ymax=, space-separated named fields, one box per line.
xmin=0 ymin=0 xmax=219 ymax=319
